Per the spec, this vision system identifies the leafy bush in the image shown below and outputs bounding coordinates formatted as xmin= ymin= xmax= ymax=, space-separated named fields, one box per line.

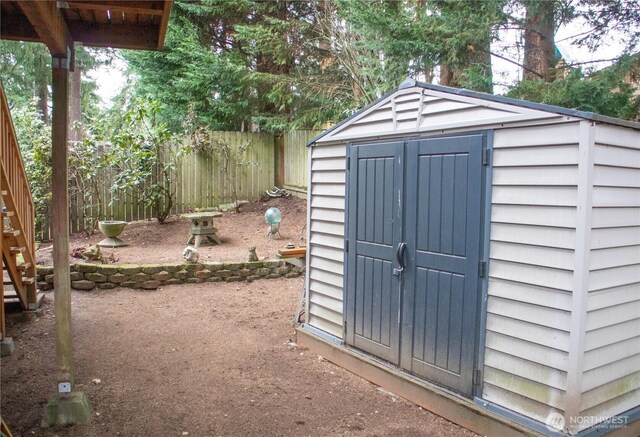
xmin=109 ymin=100 xmax=182 ymax=223
xmin=12 ymin=102 xmax=52 ymax=238
xmin=69 ymin=125 xmax=111 ymax=235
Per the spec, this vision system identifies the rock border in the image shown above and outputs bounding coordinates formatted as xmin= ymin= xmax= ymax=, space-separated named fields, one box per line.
xmin=36 ymin=260 xmax=303 ymax=292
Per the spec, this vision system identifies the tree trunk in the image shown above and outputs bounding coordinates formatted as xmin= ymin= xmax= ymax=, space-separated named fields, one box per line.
xmin=69 ymin=65 xmax=82 ymax=144
xmin=440 ymin=64 xmax=462 ymax=88
xmin=36 ymin=74 xmax=49 ymax=124
xmin=466 ymin=0 xmax=493 ymax=94
xmin=523 ymin=0 xmax=556 ymax=82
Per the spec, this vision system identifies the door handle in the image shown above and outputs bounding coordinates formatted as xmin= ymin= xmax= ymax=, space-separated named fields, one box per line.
xmin=393 ymin=242 xmax=407 ymax=276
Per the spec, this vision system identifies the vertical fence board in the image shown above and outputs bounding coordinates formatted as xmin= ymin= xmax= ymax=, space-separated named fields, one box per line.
xmin=283 ymin=129 xmax=322 ymax=193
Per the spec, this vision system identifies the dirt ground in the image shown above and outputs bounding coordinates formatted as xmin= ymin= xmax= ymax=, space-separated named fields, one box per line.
xmin=1 ymin=277 xmax=477 ymax=437
xmin=36 ymin=197 xmax=308 ymax=266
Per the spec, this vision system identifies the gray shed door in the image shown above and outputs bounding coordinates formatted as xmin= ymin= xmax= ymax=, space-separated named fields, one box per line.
xmin=346 ymin=134 xmax=485 ymax=397
xmin=345 ymin=142 xmax=404 ymax=364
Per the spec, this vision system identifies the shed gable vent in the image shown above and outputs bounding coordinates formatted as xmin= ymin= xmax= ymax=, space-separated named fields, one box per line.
xmin=316 ymin=87 xmax=564 ymax=144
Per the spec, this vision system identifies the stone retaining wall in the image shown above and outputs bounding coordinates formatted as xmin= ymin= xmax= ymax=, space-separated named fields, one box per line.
xmin=36 ymin=260 xmax=303 ymax=292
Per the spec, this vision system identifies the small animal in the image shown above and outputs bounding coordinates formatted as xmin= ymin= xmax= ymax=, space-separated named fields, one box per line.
xmin=247 ymin=246 xmax=259 ymax=262
xmin=183 ymin=246 xmax=200 ymax=263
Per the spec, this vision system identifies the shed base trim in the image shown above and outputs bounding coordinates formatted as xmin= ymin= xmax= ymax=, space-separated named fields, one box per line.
xmin=295 ymin=326 xmax=541 ymax=437
xmin=478 ymin=398 xmax=640 ymax=437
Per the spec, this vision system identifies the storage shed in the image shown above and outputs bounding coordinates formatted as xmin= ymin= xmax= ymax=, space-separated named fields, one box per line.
xmin=298 ymin=79 xmax=640 ymax=436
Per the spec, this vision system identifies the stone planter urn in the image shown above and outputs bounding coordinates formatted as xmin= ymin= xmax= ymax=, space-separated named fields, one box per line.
xmin=97 ymin=220 xmax=128 ymax=247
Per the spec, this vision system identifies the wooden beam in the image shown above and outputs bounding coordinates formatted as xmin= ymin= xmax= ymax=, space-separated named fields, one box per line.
xmin=51 ymin=59 xmax=75 ymax=388
xmin=157 ymin=0 xmax=172 ymax=49
xmin=16 ymin=0 xmax=73 ymax=56
xmin=0 ymin=13 xmax=39 ymax=42
xmin=69 ymin=22 xmax=158 ymax=50
xmin=66 ymin=1 xmax=164 ymax=16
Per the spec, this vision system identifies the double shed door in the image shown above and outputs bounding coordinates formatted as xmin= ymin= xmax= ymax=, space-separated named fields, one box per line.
xmin=345 ymin=134 xmax=485 ymax=397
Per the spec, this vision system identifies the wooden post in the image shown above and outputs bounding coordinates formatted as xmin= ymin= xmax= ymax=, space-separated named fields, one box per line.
xmin=43 ymin=50 xmax=91 ymax=428
xmin=51 ymin=54 xmax=74 ymax=390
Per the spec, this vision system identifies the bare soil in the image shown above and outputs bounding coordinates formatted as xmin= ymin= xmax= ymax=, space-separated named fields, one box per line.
xmin=1 ymin=278 xmax=476 ymax=436
xmin=36 ymin=197 xmax=308 ymax=266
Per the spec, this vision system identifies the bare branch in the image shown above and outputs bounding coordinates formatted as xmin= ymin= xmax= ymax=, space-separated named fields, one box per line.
xmin=486 ymin=50 xmax=545 ymax=79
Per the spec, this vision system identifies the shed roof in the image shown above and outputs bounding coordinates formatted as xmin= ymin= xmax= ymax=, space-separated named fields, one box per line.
xmin=1 ymin=0 xmax=172 ymax=53
xmin=309 ymin=78 xmax=640 ymax=145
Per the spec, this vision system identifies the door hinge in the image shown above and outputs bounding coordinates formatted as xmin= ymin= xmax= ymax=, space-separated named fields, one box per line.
xmin=345 ymin=239 xmax=349 ymax=253
xmin=473 ymin=369 xmax=482 ymax=386
xmin=482 ymin=148 xmax=491 ymax=165
xmin=346 ymin=156 xmax=351 ymax=170
xmin=479 ymin=261 xmax=486 ymax=278
xmin=344 ymin=320 xmax=348 ymax=335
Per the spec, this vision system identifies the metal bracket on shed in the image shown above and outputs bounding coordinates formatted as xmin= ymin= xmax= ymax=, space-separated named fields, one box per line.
xmin=482 ymin=148 xmax=491 ymax=165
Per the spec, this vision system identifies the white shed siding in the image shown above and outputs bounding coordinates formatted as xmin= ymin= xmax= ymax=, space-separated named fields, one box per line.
xmin=307 ymin=143 xmax=347 ymax=338
xmin=482 ymin=122 xmax=581 ymax=424
xmin=579 ymin=125 xmax=640 ymax=427
xmin=316 ymin=87 xmax=565 ymax=145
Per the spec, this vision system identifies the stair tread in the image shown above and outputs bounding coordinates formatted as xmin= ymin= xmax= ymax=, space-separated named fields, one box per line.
xmin=4 ymin=289 xmax=46 ymax=308
xmin=3 ymin=277 xmax=34 ymax=285
xmin=10 ymin=246 xmax=25 ymax=254
xmin=16 ymin=263 xmax=31 ymax=271
xmin=3 ymin=229 xmax=20 ymax=237
xmin=1 ymin=210 xmax=14 ymax=217
xmin=1 ymin=190 xmax=7 ymax=196
xmin=2 ymin=288 xmax=39 ymax=298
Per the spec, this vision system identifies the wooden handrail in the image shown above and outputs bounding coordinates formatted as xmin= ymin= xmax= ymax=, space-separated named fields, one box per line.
xmin=0 ymin=81 xmax=37 ymax=307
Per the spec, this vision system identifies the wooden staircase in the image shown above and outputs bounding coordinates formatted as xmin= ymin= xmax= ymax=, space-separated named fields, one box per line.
xmin=1 ymin=82 xmax=38 ymax=339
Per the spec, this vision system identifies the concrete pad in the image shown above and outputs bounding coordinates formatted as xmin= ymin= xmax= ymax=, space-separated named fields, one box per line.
xmin=42 ymin=391 xmax=92 ymax=427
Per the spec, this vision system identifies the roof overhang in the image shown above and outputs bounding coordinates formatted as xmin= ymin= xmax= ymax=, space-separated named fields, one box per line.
xmin=1 ymin=0 xmax=172 ymax=54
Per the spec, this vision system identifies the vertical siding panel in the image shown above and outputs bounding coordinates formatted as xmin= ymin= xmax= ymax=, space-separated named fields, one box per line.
xmin=357 ymin=159 xmax=366 ymax=241
xmin=440 ymin=156 xmax=454 ymax=253
xmin=423 ymin=269 xmax=439 ymax=364
xmin=363 ymin=257 xmax=373 ymax=339
xmin=448 ymin=274 xmax=464 ymax=374
xmin=435 ymin=272 xmax=451 ymax=370
xmin=453 ymin=155 xmax=467 ymax=256
xmin=413 ymin=268 xmax=427 ymax=361
xmin=428 ymin=156 xmax=442 ymax=252
xmin=355 ymin=255 xmax=364 ymax=336
xmin=372 ymin=258 xmax=382 ymax=343
xmin=383 ymin=158 xmax=393 ymax=245
xmin=381 ymin=259 xmax=392 ymax=346
xmin=374 ymin=159 xmax=384 ymax=243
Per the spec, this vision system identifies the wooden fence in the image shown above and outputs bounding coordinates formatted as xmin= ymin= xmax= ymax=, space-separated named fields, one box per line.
xmin=38 ymin=129 xmax=321 ymax=240
xmin=174 ymin=131 xmax=274 ymax=211
xmin=282 ymin=129 xmax=323 ymax=192
xmin=37 ymin=130 xmax=322 ymax=240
